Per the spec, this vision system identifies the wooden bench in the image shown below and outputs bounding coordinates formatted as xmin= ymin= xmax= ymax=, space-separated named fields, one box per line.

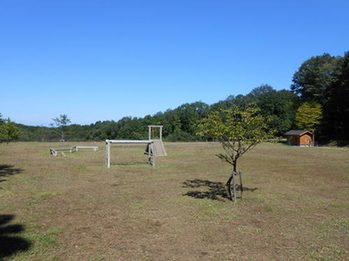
xmin=49 ymin=147 xmax=74 ymax=156
xmin=49 ymin=146 xmax=99 ymax=156
xmin=73 ymin=146 xmax=99 ymax=151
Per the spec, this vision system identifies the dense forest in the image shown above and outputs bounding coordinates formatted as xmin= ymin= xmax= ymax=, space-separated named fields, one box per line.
xmin=3 ymin=52 xmax=349 ymax=145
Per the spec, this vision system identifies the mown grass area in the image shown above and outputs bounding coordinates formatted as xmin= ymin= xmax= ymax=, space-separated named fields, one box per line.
xmin=1 ymin=141 xmax=348 ymax=261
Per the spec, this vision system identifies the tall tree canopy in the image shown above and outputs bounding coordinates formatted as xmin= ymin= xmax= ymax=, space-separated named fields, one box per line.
xmin=291 ymin=53 xmax=341 ymax=104
xmin=323 ymin=52 xmax=349 ymax=142
xmin=249 ymin=86 xmax=297 ymax=136
xmin=259 ymin=91 xmax=294 ymax=135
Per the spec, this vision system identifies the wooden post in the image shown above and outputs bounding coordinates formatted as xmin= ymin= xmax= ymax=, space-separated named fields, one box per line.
xmin=239 ymin=171 xmax=243 ymax=199
xmin=150 ymin=142 xmax=155 ymax=166
xmin=148 ymin=125 xmax=163 ymax=140
xmin=232 ymin=172 xmax=236 ymax=202
xmin=228 ymin=171 xmax=243 ymax=201
xmin=106 ymin=140 xmax=111 ymax=168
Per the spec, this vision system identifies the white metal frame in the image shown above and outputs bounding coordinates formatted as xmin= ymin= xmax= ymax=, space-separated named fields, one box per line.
xmin=105 ymin=139 xmax=154 ymax=168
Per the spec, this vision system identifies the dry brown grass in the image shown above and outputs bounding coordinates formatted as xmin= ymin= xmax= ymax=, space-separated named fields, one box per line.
xmin=1 ymin=141 xmax=348 ymax=261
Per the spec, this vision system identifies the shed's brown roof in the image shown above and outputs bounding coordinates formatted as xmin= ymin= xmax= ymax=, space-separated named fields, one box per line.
xmin=284 ymin=130 xmax=313 ymax=136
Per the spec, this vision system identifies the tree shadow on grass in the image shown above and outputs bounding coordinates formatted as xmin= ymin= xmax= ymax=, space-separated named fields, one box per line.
xmin=0 ymin=165 xmax=23 ymax=183
xmin=182 ymin=179 xmax=258 ymax=201
xmin=0 ymin=215 xmax=31 ymax=259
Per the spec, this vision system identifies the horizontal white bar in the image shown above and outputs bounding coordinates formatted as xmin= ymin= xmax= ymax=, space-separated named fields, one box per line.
xmin=106 ymin=140 xmax=153 ymax=144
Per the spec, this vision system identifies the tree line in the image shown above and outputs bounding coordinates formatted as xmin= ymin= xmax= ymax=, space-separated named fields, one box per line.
xmin=2 ymin=51 xmax=348 ymax=145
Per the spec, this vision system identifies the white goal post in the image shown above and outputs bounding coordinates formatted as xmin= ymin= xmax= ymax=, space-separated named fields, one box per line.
xmin=105 ymin=140 xmax=155 ymax=168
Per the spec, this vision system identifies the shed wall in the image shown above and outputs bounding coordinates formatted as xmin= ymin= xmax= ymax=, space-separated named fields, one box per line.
xmin=286 ymin=133 xmax=313 ymax=146
xmin=299 ymin=134 xmax=313 ymax=146
xmin=286 ymin=135 xmax=298 ymax=145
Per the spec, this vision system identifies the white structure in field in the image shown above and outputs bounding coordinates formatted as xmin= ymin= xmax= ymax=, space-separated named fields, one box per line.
xmin=148 ymin=125 xmax=167 ymax=156
xmin=105 ymin=125 xmax=167 ymax=168
xmin=105 ymin=140 xmax=155 ymax=167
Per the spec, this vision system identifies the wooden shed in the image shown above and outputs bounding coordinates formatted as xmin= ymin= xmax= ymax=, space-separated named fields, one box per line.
xmin=284 ymin=130 xmax=314 ymax=146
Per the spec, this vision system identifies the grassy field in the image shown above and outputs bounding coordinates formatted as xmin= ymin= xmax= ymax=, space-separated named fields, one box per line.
xmin=0 ymin=141 xmax=348 ymax=261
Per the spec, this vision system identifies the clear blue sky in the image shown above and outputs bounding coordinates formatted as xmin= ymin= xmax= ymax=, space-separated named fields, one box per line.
xmin=1 ymin=0 xmax=348 ymax=126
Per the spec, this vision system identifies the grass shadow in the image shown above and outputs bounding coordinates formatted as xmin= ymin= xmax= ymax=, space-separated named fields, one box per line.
xmin=182 ymin=179 xmax=257 ymax=201
xmin=0 ymin=214 xmax=31 ymax=259
xmin=0 ymin=165 xmax=23 ymax=182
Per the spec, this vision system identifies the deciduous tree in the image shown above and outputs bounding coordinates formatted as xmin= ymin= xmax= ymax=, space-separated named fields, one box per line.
xmin=0 ymin=118 xmax=20 ymax=144
xmin=51 ymin=114 xmax=71 ymax=141
xmin=323 ymin=52 xmax=349 ymax=142
xmin=291 ymin=53 xmax=341 ymax=104
xmin=294 ymin=101 xmax=323 ymax=132
xmin=256 ymin=89 xmax=297 ymax=136
xmin=197 ymin=104 xmax=273 ymax=200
